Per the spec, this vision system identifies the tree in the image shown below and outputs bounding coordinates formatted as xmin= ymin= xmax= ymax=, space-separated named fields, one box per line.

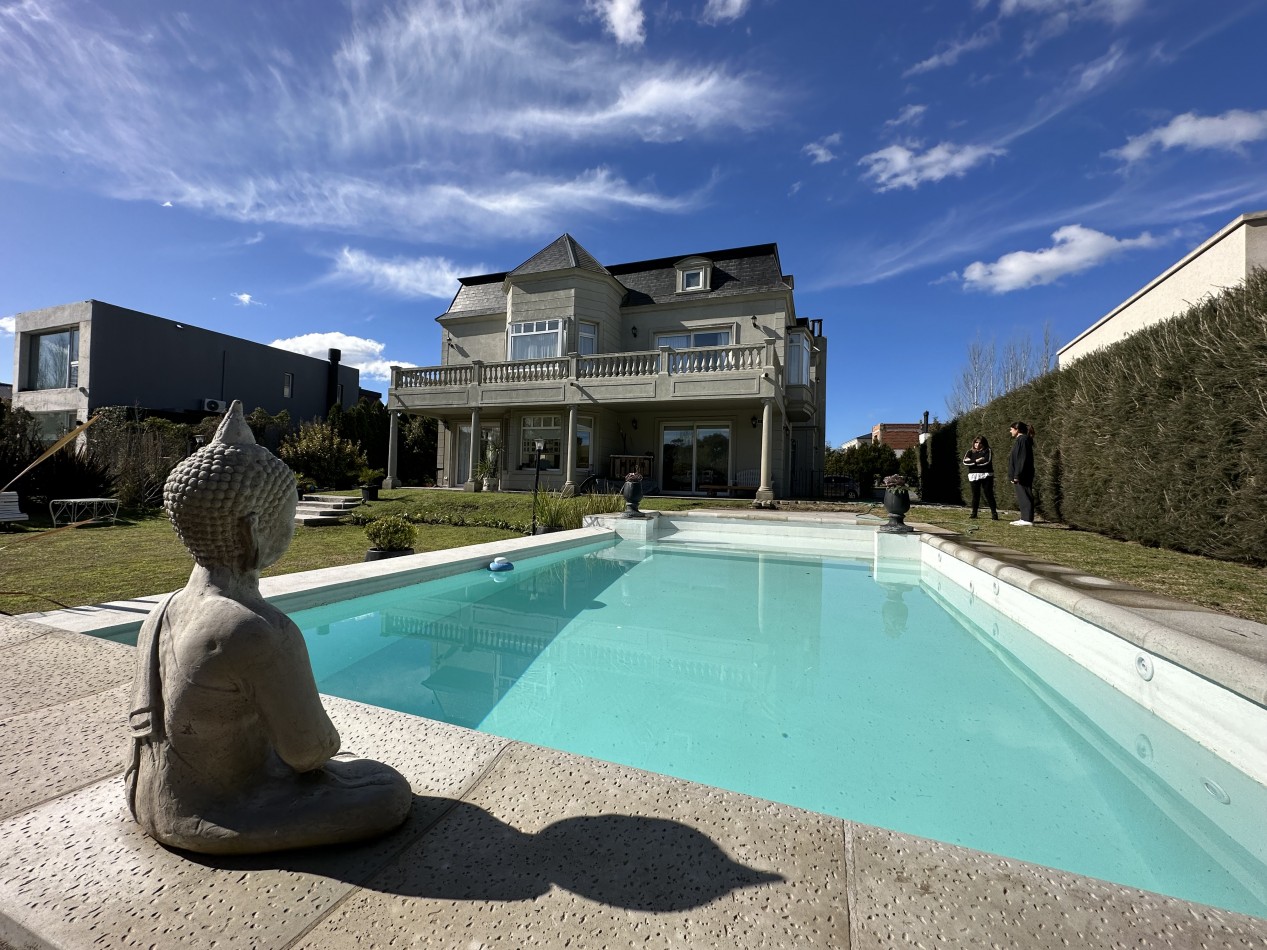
xmin=831 ymin=441 xmax=898 ymax=490
xmin=946 ymin=323 xmax=1055 ymax=418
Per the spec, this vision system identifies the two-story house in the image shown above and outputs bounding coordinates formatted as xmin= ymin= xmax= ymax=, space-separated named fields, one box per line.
xmin=385 ymin=235 xmax=827 ymax=502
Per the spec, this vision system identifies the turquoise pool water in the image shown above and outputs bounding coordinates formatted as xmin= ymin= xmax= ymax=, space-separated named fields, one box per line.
xmin=290 ymin=538 xmax=1267 ymax=919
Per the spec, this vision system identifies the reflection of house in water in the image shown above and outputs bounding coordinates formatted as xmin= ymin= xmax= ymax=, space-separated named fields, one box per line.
xmin=373 ymin=546 xmax=827 ymax=731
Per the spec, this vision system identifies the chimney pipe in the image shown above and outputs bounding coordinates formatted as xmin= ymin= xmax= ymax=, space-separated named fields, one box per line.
xmin=327 ymin=348 xmax=342 ymax=415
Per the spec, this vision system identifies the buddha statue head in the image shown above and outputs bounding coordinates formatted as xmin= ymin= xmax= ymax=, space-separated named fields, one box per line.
xmin=164 ymin=401 xmax=297 ymax=572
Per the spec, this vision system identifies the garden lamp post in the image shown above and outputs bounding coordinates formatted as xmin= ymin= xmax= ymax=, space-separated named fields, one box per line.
xmin=530 ymin=438 xmax=545 ymax=534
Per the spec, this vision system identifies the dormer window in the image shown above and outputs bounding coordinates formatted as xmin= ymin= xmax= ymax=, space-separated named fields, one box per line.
xmin=675 ymin=257 xmax=712 ymax=294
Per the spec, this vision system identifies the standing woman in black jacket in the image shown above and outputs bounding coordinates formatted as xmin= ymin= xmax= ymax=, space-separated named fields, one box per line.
xmin=962 ymin=435 xmax=998 ymax=520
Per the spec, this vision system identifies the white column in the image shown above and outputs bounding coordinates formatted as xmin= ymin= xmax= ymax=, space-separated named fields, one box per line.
xmin=464 ymin=406 xmax=480 ymax=491
xmin=384 ymin=410 xmax=402 ymax=488
xmin=562 ymin=404 xmax=578 ymax=497
xmin=755 ymin=399 xmax=774 ymax=505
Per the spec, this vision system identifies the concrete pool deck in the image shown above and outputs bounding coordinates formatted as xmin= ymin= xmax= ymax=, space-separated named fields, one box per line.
xmin=2 ymin=517 xmax=1266 ymax=948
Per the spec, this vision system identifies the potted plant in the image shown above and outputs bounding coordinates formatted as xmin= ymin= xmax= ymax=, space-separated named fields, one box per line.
xmin=365 ymin=514 xmax=416 ymax=560
xmin=621 ymin=471 xmax=645 ymax=518
xmin=878 ymin=474 xmax=914 ymax=534
xmin=294 ymin=472 xmax=317 ymax=499
xmin=358 ymin=467 xmax=385 ymax=502
xmin=477 ymin=436 xmax=501 ymax=492
xmin=473 ymin=457 xmax=497 ymax=493
xmin=532 ymin=491 xmax=569 ymax=534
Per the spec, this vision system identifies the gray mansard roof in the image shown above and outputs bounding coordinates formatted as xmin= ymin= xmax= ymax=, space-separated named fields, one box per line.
xmin=440 ymin=237 xmax=790 ymax=319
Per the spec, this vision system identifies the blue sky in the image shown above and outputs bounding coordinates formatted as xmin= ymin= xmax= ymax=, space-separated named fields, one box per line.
xmin=2 ymin=0 xmax=1265 ymax=445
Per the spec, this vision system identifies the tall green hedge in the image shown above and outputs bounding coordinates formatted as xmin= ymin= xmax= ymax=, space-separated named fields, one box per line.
xmin=923 ymin=268 xmax=1267 ymax=563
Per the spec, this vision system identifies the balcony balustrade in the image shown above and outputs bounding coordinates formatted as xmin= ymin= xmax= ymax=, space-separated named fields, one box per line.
xmin=392 ymin=343 xmax=784 ymax=410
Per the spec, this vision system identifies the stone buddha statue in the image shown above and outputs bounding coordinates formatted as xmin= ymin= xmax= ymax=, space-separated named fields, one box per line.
xmin=125 ymin=401 xmax=412 ymax=854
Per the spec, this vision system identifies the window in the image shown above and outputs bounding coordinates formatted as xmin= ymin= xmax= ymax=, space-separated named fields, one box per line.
xmin=283 ymin=373 xmax=294 ymax=398
xmin=788 ymin=333 xmax=811 ymax=386
xmin=521 ymin=414 xmax=562 ymax=470
xmin=26 ymin=328 xmax=79 ymax=390
xmin=510 ymin=319 xmax=562 ymax=360
xmin=577 ymin=418 xmax=593 ymax=471
xmin=336 ymin=383 xmax=345 ymax=405
xmin=31 ymin=411 xmax=77 ymax=444
xmin=578 ymin=321 xmax=598 ymax=356
xmin=655 ymin=328 xmax=731 ymax=349
xmin=674 ymin=257 xmax=712 ymax=294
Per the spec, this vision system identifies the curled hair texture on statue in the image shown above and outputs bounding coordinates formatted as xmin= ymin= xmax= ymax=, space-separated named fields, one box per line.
xmin=164 ymin=402 xmax=294 ymax=568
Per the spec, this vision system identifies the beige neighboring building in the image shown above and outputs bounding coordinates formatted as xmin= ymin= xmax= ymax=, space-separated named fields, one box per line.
xmin=385 ymin=235 xmax=828 ymax=502
xmin=1059 ymin=211 xmax=1267 ymax=366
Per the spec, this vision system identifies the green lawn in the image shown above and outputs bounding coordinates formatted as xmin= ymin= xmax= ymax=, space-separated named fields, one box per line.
xmin=2 ymin=489 xmax=1264 ymax=625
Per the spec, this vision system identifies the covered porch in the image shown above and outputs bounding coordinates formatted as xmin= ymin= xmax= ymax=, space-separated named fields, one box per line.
xmin=384 ymin=344 xmax=800 ymax=502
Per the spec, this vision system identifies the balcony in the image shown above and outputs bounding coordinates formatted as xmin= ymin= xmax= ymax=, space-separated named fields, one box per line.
xmin=391 ymin=343 xmax=786 ymax=413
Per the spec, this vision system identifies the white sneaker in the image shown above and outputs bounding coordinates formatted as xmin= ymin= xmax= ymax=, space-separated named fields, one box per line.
xmin=1009 ymin=519 xmax=1033 ymax=526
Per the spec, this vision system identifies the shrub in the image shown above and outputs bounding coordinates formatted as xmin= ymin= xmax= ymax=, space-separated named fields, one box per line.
xmin=534 ymin=490 xmax=623 ymax=530
xmin=88 ymin=408 xmax=192 ymax=509
xmin=365 ymin=514 xmax=416 ymax=551
xmin=279 ymin=419 xmax=367 ymax=489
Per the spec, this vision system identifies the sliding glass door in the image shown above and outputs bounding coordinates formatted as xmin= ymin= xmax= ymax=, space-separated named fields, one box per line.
xmin=661 ymin=424 xmax=730 ymax=493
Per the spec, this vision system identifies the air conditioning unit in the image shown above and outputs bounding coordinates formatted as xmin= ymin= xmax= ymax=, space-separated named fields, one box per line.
xmin=202 ymin=398 xmax=227 ymax=413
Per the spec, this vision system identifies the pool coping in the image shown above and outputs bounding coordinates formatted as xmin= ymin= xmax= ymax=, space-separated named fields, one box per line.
xmin=3 ymin=513 xmax=1266 ymax=947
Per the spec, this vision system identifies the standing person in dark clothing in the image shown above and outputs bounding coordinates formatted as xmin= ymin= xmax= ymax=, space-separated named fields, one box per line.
xmin=1008 ymin=421 xmax=1035 ymax=526
xmin=962 ymin=435 xmax=998 ymax=520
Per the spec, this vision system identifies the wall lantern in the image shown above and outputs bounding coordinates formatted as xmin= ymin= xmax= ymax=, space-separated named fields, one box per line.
xmin=750 ymin=415 xmax=760 ymax=429
xmin=631 ymin=325 xmax=638 ymax=338
xmin=631 ymin=418 xmax=639 ymax=430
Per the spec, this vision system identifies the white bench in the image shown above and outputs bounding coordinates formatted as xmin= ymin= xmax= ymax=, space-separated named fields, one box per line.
xmin=0 ymin=491 xmax=30 ymax=525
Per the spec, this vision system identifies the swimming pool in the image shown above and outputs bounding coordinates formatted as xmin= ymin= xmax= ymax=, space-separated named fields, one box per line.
xmin=288 ymin=528 xmax=1267 ymax=919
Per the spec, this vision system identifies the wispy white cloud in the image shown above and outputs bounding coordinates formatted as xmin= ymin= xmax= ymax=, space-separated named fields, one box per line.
xmin=161 ymin=166 xmax=702 ymax=239
xmin=0 ymin=0 xmax=771 ymax=240
xmin=244 ymin=231 xmax=265 ymax=246
xmin=329 ymin=247 xmax=480 ymax=299
xmin=268 ymin=331 xmax=408 ymax=384
xmin=859 ymin=142 xmax=1004 ymax=191
xmin=993 ymin=0 xmax=1144 ymax=25
xmin=503 ymin=68 xmax=774 ymax=143
xmin=885 ymin=105 xmax=927 ymax=128
xmin=0 ymin=316 xmax=15 ymax=334
xmin=802 ymin=132 xmax=842 ymax=164
xmin=701 ymin=0 xmax=750 ymax=25
xmin=231 ymin=292 xmax=264 ymax=307
xmin=1110 ymin=109 xmax=1267 ymax=163
xmin=960 ymin=224 xmax=1158 ymax=292
xmin=905 ymin=26 xmax=999 ymax=76
xmin=161 ymin=200 xmax=173 ymax=208
xmin=588 ymin=0 xmax=645 ymax=46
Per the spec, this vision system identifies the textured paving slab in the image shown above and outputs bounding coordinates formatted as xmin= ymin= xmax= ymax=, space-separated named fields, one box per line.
xmin=0 ymin=683 xmax=128 ymax=821
xmin=293 ymin=743 xmax=850 ymax=949
xmin=0 ymin=617 xmax=50 ymax=650
xmin=846 ymin=824 xmax=1267 ymax=949
xmin=0 ymin=629 xmax=132 ymax=716
xmin=0 ymin=698 xmax=509 ymax=950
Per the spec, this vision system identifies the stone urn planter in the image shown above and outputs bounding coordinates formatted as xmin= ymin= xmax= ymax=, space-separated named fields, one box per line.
xmin=621 ymin=473 xmax=645 ymax=519
xmin=360 ymin=484 xmax=380 ymax=502
xmin=878 ymin=476 xmax=914 ymax=534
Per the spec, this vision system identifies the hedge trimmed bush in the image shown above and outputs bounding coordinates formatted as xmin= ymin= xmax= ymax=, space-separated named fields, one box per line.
xmin=924 ymin=268 xmax=1267 ymax=563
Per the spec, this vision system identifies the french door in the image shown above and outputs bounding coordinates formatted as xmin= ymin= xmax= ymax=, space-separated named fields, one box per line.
xmin=661 ymin=424 xmax=731 ymax=493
